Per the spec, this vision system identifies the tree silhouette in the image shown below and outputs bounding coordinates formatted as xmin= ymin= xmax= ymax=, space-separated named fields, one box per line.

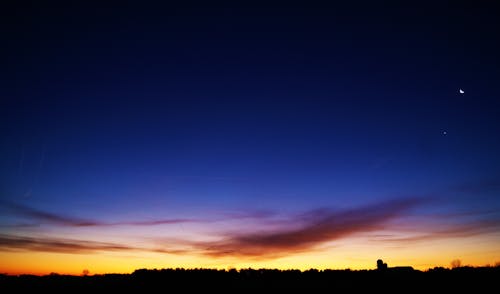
xmin=1 ymin=265 xmax=500 ymax=292
xmin=451 ymin=259 xmax=462 ymax=269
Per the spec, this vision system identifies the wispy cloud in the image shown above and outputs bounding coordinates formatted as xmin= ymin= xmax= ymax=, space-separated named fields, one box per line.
xmin=5 ymin=195 xmax=495 ymax=260
xmin=118 ymin=219 xmax=199 ymax=226
xmin=371 ymin=218 xmax=500 ymax=244
xmin=0 ymin=201 xmax=199 ymax=227
xmin=192 ymin=198 xmax=424 ymax=258
xmin=219 ymin=209 xmax=278 ymax=221
xmin=0 ymin=233 xmax=198 ymax=255
xmin=1 ymin=201 xmax=100 ymax=227
xmin=0 ymin=234 xmax=134 ymax=253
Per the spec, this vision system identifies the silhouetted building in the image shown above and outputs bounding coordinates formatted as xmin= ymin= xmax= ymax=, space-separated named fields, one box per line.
xmin=377 ymin=259 xmax=414 ymax=272
xmin=377 ymin=259 xmax=388 ymax=270
xmin=390 ymin=266 xmax=414 ymax=272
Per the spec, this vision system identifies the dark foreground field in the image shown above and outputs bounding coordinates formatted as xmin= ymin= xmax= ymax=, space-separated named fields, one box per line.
xmin=1 ymin=266 xmax=499 ymax=292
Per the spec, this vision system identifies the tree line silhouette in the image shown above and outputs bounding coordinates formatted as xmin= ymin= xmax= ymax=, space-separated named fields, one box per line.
xmin=1 ymin=264 xmax=498 ymax=292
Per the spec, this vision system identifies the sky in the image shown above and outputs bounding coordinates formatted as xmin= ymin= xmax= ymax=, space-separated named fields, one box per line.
xmin=1 ymin=1 xmax=500 ymax=275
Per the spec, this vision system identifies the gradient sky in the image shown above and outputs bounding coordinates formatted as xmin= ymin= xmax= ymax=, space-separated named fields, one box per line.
xmin=1 ymin=2 xmax=500 ymax=275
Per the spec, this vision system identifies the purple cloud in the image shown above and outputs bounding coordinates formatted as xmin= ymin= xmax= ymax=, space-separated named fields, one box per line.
xmin=0 ymin=234 xmax=133 ymax=253
xmin=0 ymin=201 xmax=199 ymax=227
xmin=1 ymin=201 xmax=99 ymax=227
xmin=370 ymin=217 xmax=500 ymax=244
xmin=193 ymin=198 xmax=424 ymax=258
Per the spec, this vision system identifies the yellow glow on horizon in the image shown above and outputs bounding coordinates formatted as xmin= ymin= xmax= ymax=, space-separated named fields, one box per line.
xmin=1 ymin=233 xmax=499 ymax=275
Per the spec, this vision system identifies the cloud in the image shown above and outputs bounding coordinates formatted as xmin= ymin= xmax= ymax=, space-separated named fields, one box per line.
xmin=0 ymin=234 xmax=134 ymax=254
xmin=0 ymin=233 xmax=198 ymax=255
xmin=0 ymin=201 xmax=199 ymax=227
xmin=371 ymin=218 xmax=500 ymax=244
xmin=192 ymin=197 xmax=424 ymax=258
xmin=1 ymin=201 xmax=100 ymax=227
xmin=0 ymin=201 xmax=287 ymax=228
xmin=120 ymin=219 xmax=199 ymax=226
xmin=219 ymin=209 xmax=278 ymax=221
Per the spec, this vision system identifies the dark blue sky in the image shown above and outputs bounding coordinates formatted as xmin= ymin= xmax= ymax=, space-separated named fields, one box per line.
xmin=2 ymin=1 xmax=500 ymax=207
xmin=1 ymin=2 xmax=499 ymax=272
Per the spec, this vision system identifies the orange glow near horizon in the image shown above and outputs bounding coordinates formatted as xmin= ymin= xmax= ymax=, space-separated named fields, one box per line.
xmin=1 ymin=197 xmax=498 ymax=276
xmin=1 ymin=233 xmax=499 ymax=276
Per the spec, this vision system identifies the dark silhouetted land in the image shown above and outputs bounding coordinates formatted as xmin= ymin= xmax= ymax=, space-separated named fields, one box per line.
xmin=1 ymin=266 xmax=499 ymax=292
